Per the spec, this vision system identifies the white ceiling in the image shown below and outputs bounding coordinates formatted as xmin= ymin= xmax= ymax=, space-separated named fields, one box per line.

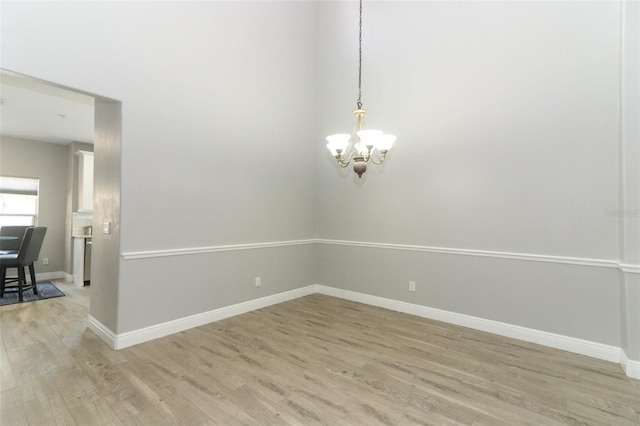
xmin=0 ymin=71 xmax=95 ymax=145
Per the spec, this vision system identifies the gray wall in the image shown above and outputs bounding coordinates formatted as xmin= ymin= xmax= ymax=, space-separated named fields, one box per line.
xmin=119 ymin=244 xmax=316 ymax=331
xmin=90 ymin=100 xmax=122 ymax=332
xmin=316 ymin=1 xmax=620 ymax=257
xmin=317 ymin=244 xmax=620 ymax=346
xmin=110 ymin=2 xmax=319 ymax=333
xmin=0 ymin=136 xmax=68 ymax=274
xmin=314 ymin=0 xmax=625 ymax=347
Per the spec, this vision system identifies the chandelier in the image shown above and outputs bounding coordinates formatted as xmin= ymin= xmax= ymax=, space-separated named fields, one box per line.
xmin=325 ymin=0 xmax=396 ymax=178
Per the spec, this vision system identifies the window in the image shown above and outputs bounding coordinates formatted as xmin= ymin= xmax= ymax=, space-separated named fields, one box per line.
xmin=0 ymin=176 xmax=39 ymax=227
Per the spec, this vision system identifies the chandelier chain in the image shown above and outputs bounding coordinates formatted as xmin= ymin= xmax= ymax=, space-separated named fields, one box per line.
xmin=324 ymin=0 xmax=396 ymax=179
xmin=357 ymin=0 xmax=363 ymax=110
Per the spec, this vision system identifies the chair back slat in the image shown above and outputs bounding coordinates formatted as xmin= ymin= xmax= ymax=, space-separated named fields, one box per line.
xmin=0 ymin=226 xmax=29 ymax=252
xmin=16 ymin=227 xmax=47 ymax=264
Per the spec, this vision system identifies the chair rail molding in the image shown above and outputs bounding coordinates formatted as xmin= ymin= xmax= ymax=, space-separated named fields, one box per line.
xmin=620 ymin=263 xmax=640 ymax=274
xmin=121 ymin=239 xmax=317 ymax=260
xmin=316 ymin=239 xmax=631 ymax=272
xmin=120 ymin=238 xmax=638 ymax=274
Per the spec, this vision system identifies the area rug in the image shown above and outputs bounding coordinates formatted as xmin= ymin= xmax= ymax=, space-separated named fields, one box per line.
xmin=0 ymin=281 xmax=65 ymax=306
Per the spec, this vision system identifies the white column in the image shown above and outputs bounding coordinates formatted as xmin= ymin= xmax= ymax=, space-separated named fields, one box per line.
xmin=619 ymin=0 xmax=640 ymax=379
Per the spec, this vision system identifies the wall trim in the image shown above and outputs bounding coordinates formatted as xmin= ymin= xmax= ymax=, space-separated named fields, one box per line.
xmin=88 ymin=315 xmax=118 ymax=350
xmin=93 ymin=285 xmax=317 ymax=350
xmin=121 ymin=239 xmax=316 ymax=260
xmin=25 ymin=271 xmax=71 ymax=283
xmin=620 ymin=263 xmax=640 ymax=274
xmin=120 ymin=238 xmax=639 ymax=274
xmin=621 ymin=351 xmax=640 ymax=380
xmin=315 ymin=285 xmax=622 ymax=364
xmin=317 ymin=239 xmax=621 ymax=269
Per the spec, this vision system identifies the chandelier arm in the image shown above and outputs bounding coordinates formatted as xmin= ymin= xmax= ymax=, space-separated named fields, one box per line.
xmin=336 ymin=151 xmax=356 ymax=168
xmin=369 ymin=151 xmax=387 ymax=165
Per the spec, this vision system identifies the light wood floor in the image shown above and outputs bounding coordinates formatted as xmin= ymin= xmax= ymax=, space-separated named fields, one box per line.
xmin=1 ymin=281 xmax=640 ymax=425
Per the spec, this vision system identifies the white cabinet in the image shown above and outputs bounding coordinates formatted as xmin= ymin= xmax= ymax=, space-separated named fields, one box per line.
xmin=73 ymin=237 xmax=85 ymax=286
xmin=77 ymin=150 xmax=94 ymax=211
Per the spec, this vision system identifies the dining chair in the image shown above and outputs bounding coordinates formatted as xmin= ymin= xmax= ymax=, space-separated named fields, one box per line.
xmin=0 ymin=226 xmax=28 ymax=254
xmin=0 ymin=227 xmax=47 ymax=302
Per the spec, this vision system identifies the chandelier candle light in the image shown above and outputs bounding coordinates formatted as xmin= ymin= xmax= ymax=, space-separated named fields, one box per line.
xmin=326 ymin=0 xmax=396 ymax=178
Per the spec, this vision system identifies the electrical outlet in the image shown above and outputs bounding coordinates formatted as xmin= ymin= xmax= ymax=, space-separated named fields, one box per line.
xmin=42 ymin=258 xmax=49 ymax=265
xmin=409 ymin=281 xmax=416 ymax=292
xmin=255 ymin=277 xmax=261 ymax=287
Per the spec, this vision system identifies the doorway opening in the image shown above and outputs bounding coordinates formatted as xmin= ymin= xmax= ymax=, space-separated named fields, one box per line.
xmin=0 ymin=68 xmax=122 ymax=326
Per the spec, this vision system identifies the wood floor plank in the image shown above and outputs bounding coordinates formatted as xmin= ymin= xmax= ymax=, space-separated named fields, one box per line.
xmin=2 ymin=283 xmax=640 ymax=425
xmin=0 ymin=341 xmax=17 ymax=392
xmin=0 ymin=386 xmax=28 ymax=426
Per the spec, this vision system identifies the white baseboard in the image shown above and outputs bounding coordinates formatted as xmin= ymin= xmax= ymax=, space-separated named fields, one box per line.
xmin=314 ymin=285 xmax=622 ymax=364
xmin=85 ymin=283 xmax=638 ymax=380
xmin=92 ymin=285 xmax=317 ymax=350
xmin=88 ymin=316 xmax=118 ymax=350
xmin=27 ymin=271 xmax=70 ymax=283
xmin=621 ymin=351 xmax=640 ymax=380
